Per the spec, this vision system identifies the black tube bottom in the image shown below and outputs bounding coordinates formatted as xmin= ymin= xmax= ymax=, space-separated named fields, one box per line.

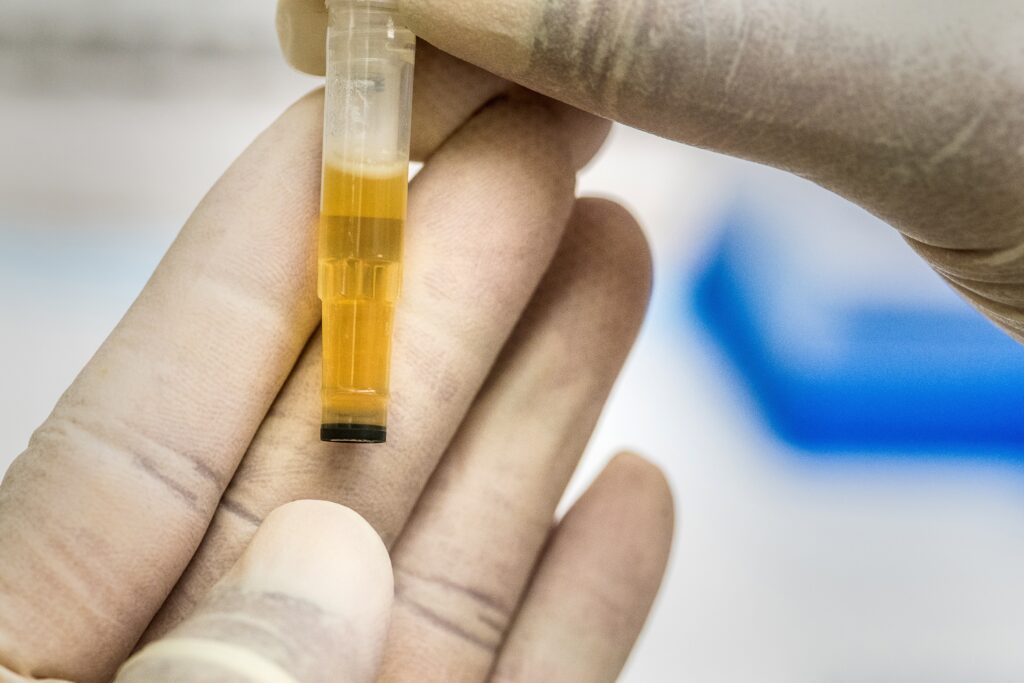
xmin=321 ymin=423 xmax=387 ymax=444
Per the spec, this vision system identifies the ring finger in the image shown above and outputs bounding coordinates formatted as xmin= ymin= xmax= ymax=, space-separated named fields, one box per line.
xmin=380 ymin=198 xmax=653 ymax=680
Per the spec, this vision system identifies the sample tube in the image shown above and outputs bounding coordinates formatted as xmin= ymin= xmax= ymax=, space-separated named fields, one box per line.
xmin=318 ymin=0 xmax=415 ymax=443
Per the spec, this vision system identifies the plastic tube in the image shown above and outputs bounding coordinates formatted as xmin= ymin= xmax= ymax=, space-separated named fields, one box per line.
xmin=318 ymin=0 xmax=415 ymax=443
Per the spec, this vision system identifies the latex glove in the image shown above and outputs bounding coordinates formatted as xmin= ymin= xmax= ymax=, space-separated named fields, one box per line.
xmin=279 ymin=0 xmax=1024 ymax=340
xmin=0 ymin=63 xmax=672 ymax=682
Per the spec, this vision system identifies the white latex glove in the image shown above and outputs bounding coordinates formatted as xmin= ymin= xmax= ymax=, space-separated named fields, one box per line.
xmin=279 ymin=0 xmax=1024 ymax=340
xmin=0 ymin=47 xmax=671 ymax=683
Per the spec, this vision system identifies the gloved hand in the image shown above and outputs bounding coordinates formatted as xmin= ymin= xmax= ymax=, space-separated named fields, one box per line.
xmin=278 ymin=0 xmax=1024 ymax=340
xmin=0 ymin=50 xmax=672 ymax=683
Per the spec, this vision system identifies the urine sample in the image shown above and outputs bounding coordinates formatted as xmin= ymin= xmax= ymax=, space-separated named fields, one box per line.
xmin=318 ymin=0 xmax=415 ymax=443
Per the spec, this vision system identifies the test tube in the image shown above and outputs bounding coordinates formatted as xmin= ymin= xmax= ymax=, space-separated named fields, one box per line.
xmin=318 ymin=0 xmax=415 ymax=443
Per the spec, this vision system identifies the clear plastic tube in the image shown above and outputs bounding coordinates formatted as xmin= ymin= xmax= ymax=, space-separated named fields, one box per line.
xmin=318 ymin=0 xmax=415 ymax=443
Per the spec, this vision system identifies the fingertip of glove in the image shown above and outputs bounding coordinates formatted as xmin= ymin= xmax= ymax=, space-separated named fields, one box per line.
xmin=232 ymin=500 xmax=394 ymax=617
xmin=276 ymin=0 xmax=328 ymax=77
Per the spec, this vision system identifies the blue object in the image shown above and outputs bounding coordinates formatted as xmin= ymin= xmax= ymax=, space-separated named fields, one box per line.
xmin=691 ymin=172 xmax=1024 ymax=453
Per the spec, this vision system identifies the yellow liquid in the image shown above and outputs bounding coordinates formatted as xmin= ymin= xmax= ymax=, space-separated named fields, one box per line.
xmin=318 ymin=164 xmax=406 ymax=442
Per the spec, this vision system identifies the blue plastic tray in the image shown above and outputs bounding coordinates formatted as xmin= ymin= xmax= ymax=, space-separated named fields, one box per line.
xmin=691 ymin=175 xmax=1024 ymax=453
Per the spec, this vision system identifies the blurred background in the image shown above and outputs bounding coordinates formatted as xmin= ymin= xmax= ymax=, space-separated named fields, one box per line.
xmin=3 ymin=2 xmax=1024 ymax=680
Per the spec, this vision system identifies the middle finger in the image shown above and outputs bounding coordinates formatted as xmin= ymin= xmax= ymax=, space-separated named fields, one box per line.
xmin=145 ymin=93 xmax=608 ymax=638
